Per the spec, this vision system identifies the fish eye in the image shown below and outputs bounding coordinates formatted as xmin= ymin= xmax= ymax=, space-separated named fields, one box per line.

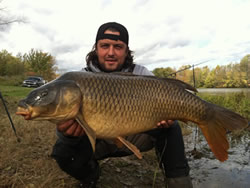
xmin=34 ymin=90 xmax=48 ymax=102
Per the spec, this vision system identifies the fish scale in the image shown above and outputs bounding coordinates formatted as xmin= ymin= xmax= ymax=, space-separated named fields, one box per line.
xmin=16 ymin=71 xmax=248 ymax=162
xmin=77 ymin=73 xmax=205 ymax=137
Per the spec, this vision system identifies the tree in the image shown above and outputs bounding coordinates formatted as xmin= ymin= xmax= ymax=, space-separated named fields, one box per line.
xmin=0 ymin=50 xmax=24 ymax=76
xmin=176 ymin=65 xmax=192 ymax=83
xmin=0 ymin=0 xmax=25 ymax=31
xmin=152 ymin=67 xmax=175 ymax=78
xmin=239 ymin=54 xmax=250 ymax=86
xmin=23 ymin=49 xmax=57 ymax=81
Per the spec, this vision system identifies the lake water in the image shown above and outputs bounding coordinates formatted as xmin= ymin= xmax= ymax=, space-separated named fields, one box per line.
xmin=198 ymin=88 xmax=250 ymax=94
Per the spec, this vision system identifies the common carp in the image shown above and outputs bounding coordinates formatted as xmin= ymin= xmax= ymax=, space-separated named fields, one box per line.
xmin=16 ymin=71 xmax=248 ymax=161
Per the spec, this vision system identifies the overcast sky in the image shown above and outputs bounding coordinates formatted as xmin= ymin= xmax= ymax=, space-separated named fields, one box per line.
xmin=1 ymin=0 xmax=250 ymax=72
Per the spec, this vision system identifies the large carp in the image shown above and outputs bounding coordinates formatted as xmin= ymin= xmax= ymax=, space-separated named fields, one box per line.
xmin=16 ymin=71 xmax=248 ymax=161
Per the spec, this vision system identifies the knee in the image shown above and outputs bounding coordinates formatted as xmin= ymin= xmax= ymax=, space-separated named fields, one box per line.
xmin=51 ymin=137 xmax=93 ymax=180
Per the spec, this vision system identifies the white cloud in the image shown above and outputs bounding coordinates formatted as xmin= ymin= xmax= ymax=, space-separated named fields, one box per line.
xmin=1 ymin=0 xmax=250 ymax=72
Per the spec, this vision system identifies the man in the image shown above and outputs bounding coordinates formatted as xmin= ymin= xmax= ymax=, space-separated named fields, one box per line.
xmin=52 ymin=22 xmax=193 ymax=188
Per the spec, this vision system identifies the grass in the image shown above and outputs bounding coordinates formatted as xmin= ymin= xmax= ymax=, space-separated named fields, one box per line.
xmin=197 ymin=92 xmax=250 ymax=120
xmin=0 ymin=85 xmax=33 ymax=99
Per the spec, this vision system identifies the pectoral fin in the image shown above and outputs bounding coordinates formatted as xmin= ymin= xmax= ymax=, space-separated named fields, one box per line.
xmin=76 ymin=113 xmax=96 ymax=152
xmin=116 ymin=136 xmax=143 ymax=159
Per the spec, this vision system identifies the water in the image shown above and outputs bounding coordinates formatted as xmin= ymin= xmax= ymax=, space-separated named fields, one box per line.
xmin=185 ymin=126 xmax=250 ymax=188
xmin=186 ymin=88 xmax=250 ymax=187
xmin=197 ymin=88 xmax=250 ymax=95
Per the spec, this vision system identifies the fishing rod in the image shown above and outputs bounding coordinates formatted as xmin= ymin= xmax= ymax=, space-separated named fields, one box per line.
xmin=167 ymin=59 xmax=214 ymax=77
xmin=0 ymin=90 xmax=21 ymax=142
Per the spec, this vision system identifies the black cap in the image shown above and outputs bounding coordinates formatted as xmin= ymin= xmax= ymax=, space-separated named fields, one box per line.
xmin=95 ymin=22 xmax=129 ymax=45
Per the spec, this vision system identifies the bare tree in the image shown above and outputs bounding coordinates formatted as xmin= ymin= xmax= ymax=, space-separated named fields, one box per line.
xmin=0 ymin=0 xmax=25 ymax=30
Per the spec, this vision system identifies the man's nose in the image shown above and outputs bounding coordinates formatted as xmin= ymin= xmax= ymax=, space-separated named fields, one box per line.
xmin=107 ymin=46 xmax=115 ymax=55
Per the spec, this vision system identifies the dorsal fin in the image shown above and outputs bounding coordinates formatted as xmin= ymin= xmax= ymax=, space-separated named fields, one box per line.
xmin=107 ymin=72 xmax=198 ymax=93
xmin=159 ymin=77 xmax=198 ymax=92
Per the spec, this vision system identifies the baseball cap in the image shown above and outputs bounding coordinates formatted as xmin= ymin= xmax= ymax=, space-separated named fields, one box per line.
xmin=95 ymin=22 xmax=129 ymax=45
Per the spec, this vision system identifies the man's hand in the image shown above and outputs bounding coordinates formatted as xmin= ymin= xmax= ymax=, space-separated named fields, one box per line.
xmin=57 ymin=119 xmax=85 ymax=137
xmin=156 ymin=120 xmax=174 ymax=128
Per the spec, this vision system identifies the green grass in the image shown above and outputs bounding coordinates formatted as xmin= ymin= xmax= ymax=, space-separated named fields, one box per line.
xmin=0 ymin=85 xmax=34 ymax=99
xmin=198 ymin=92 xmax=250 ymax=120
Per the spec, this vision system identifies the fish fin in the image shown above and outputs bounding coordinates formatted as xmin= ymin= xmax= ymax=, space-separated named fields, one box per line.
xmin=76 ymin=113 xmax=96 ymax=152
xmin=113 ymin=138 xmax=124 ymax=148
xmin=199 ymin=123 xmax=229 ymax=162
xmin=101 ymin=72 xmax=197 ymax=92
xmin=117 ymin=136 xmax=143 ymax=159
xmin=161 ymin=78 xmax=197 ymax=92
xmin=199 ymin=103 xmax=248 ymax=162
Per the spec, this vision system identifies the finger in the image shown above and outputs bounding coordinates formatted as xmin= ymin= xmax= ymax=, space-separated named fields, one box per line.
xmin=65 ymin=122 xmax=77 ymax=136
xmin=57 ymin=119 xmax=75 ymax=132
xmin=160 ymin=120 xmax=167 ymax=125
xmin=79 ymin=128 xmax=86 ymax=137
xmin=73 ymin=124 xmax=84 ymax=137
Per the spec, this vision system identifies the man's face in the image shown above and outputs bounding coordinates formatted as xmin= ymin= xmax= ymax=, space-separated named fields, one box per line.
xmin=96 ymin=30 xmax=128 ymax=72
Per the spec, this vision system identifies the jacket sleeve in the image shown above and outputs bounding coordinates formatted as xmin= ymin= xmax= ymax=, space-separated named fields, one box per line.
xmin=132 ymin=64 xmax=154 ymax=76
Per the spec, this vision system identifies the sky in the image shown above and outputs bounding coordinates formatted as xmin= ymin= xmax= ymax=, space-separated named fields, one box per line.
xmin=0 ymin=0 xmax=250 ymax=72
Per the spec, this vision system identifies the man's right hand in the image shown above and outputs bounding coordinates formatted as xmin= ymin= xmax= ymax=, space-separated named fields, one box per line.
xmin=57 ymin=119 xmax=85 ymax=137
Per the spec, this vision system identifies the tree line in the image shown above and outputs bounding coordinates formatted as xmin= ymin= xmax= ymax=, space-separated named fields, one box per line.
xmin=0 ymin=49 xmax=57 ymax=82
xmin=153 ymin=54 xmax=249 ymax=88
xmin=0 ymin=48 xmax=249 ymax=88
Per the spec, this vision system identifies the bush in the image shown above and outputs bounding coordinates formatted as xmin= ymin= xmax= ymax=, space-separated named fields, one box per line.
xmin=0 ymin=75 xmax=25 ymax=86
xmin=198 ymin=92 xmax=250 ymax=120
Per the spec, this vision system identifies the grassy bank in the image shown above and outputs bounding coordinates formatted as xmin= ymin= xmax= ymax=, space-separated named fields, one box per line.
xmin=197 ymin=92 xmax=250 ymax=120
xmin=0 ymin=85 xmax=33 ymax=99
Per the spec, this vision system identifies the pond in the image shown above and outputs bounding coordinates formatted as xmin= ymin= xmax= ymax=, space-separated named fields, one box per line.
xmin=185 ymin=127 xmax=249 ymax=188
xmin=197 ymin=88 xmax=250 ymax=96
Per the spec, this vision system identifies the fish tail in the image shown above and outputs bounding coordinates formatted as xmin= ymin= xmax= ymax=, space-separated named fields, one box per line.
xmin=198 ymin=103 xmax=248 ymax=162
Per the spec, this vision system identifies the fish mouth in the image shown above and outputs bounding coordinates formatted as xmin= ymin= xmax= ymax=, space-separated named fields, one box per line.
xmin=16 ymin=108 xmax=32 ymax=120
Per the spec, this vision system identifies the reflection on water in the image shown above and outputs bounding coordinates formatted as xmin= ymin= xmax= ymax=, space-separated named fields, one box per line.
xmin=184 ymin=126 xmax=250 ymax=188
xmin=198 ymin=88 xmax=250 ymax=94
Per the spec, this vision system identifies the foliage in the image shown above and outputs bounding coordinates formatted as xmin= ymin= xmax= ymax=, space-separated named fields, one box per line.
xmin=0 ymin=49 xmax=58 ymax=86
xmin=198 ymin=92 xmax=250 ymax=120
xmin=0 ymin=75 xmax=25 ymax=86
xmin=152 ymin=67 xmax=175 ymax=78
xmin=23 ymin=49 xmax=57 ymax=80
xmin=153 ymin=54 xmax=250 ymax=88
xmin=0 ymin=50 xmax=25 ymax=76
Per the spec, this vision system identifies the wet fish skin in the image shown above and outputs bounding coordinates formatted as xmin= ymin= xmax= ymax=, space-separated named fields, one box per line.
xmin=16 ymin=71 xmax=248 ymax=162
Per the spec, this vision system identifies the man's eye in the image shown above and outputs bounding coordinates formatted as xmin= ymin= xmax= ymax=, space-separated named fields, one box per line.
xmin=101 ymin=44 xmax=109 ymax=48
xmin=114 ymin=45 xmax=123 ymax=50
